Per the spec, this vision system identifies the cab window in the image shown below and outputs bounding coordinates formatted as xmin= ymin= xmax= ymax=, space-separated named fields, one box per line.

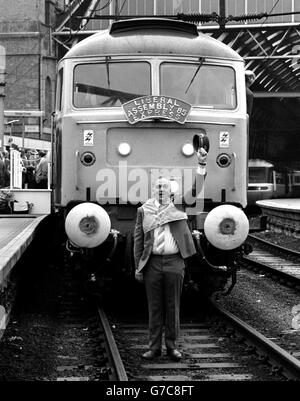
xmin=160 ymin=62 xmax=236 ymax=109
xmin=249 ymin=167 xmax=274 ymax=183
xmin=73 ymin=62 xmax=151 ymax=108
xmin=56 ymin=68 xmax=63 ymax=111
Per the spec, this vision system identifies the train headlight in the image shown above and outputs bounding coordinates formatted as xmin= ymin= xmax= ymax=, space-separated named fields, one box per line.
xmin=216 ymin=153 xmax=231 ymax=168
xmin=118 ymin=142 xmax=131 ymax=156
xmin=204 ymin=205 xmax=249 ymax=250
xmin=181 ymin=143 xmax=194 ymax=157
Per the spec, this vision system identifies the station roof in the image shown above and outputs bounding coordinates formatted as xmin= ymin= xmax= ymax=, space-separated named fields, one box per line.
xmin=203 ymin=25 xmax=300 ymax=135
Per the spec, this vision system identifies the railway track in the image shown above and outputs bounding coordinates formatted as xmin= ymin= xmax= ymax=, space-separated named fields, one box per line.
xmin=1 ymin=249 xmax=299 ymax=382
xmin=106 ymin=301 xmax=300 ymax=381
xmin=0 ymin=262 xmax=126 ymax=381
xmin=242 ymin=234 xmax=300 ymax=288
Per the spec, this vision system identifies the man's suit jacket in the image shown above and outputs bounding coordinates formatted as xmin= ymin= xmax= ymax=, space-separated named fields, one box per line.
xmin=134 ymin=207 xmax=196 ymax=273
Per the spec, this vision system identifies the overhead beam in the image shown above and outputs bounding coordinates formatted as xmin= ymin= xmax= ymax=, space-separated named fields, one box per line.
xmin=55 ymin=0 xmax=90 ymax=32
xmin=199 ymin=22 xmax=300 ymax=31
xmin=254 ymin=92 xmax=300 ymax=98
xmin=245 ymin=55 xmax=300 ymax=60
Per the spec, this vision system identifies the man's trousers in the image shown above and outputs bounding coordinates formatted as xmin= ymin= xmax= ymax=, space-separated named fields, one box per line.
xmin=143 ymin=253 xmax=185 ymax=352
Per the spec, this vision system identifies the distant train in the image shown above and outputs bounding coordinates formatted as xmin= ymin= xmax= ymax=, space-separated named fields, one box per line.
xmin=291 ymin=170 xmax=300 ymax=197
xmin=247 ymin=159 xmax=300 ymax=206
xmin=53 ymin=18 xmax=253 ymax=297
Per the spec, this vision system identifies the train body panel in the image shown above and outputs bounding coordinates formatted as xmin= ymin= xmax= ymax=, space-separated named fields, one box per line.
xmin=57 ymin=114 xmax=248 ymax=213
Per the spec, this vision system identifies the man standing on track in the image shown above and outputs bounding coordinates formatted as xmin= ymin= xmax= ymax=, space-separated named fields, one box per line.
xmin=133 ymin=147 xmax=208 ymax=361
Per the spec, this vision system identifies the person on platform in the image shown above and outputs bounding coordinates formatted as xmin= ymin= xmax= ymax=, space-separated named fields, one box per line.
xmin=34 ymin=150 xmax=48 ymax=189
xmin=245 ymin=70 xmax=256 ymax=118
xmin=2 ymin=151 xmax=10 ymax=187
xmin=0 ymin=152 xmax=6 ymax=188
xmin=133 ymin=147 xmax=208 ymax=361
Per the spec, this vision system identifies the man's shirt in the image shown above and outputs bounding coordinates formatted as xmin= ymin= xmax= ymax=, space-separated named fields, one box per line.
xmin=152 ymin=199 xmax=179 ymax=255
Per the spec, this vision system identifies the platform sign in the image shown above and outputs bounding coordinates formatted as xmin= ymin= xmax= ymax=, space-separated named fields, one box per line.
xmin=25 ymin=125 xmax=39 ymax=133
xmin=4 ymin=110 xmax=44 ymax=117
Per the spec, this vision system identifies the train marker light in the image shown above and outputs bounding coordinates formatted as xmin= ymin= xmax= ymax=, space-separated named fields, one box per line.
xmin=181 ymin=143 xmax=194 ymax=157
xmin=118 ymin=142 xmax=131 ymax=156
xmin=204 ymin=205 xmax=249 ymax=250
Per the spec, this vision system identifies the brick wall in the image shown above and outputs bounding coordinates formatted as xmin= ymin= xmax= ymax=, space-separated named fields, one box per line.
xmin=0 ymin=0 xmax=57 ymax=134
xmin=0 ymin=0 xmax=45 ymax=24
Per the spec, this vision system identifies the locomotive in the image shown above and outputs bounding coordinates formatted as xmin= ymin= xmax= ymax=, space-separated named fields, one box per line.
xmin=247 ymin=159 xmax=293 ymax=206
xmin=53 ymin=18 xmax=251 ymax=297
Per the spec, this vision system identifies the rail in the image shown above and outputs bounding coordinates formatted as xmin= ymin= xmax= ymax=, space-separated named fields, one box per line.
xmin=97 ymin=306 xmax=128 ymax=381
xmin=244 ymin=234 xmax=300 ymax=286
xmin=210 ymin=299 xmax=300 ymax=380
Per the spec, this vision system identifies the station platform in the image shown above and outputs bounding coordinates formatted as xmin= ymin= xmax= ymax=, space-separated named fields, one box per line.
xmin=256 ymin=199 xmax=300 ymax=238
xmin=0 ymin=215 xmax=48 ymax=288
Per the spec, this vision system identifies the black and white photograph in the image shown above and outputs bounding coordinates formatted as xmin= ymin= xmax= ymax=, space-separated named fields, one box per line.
xmin=0 ymin=0 xmax=299 ymax=390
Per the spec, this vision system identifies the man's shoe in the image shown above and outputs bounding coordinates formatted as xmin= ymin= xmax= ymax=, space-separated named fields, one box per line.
xmin=141 ymin=349 xmax=161 ymax=360
xmin=167 ymin=349 xmax=182 ymax=361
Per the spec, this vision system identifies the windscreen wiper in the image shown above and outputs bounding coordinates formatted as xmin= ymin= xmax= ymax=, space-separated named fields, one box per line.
xmin=105 ymin=56 xmax=111 ymax=87
xmin=185 ymin=57 xmax=205 ymax=94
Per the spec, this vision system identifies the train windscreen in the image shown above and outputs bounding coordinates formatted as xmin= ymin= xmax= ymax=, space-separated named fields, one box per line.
xmin=73 ymin=62 xmax=151 ymax=108
xmin=249 ymin=167 xmax=274 ymax=183
xmin=160 ymin=62 xmax=236 ymax=109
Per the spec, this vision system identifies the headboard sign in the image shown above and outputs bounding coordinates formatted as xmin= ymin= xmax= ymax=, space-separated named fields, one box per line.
xmin=122 ymin=96 xmax=192 ymax=124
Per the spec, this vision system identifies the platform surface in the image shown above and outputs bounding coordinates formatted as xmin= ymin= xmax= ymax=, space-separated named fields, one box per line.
xmin=0 ymin=215 xmax=47 ymax=286
xmin=256 ymin=198 xmax=300 ymax=212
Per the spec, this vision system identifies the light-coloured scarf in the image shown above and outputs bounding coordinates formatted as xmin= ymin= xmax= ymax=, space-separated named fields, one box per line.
xmin=141 ymin=198 xmax=187 ymax=234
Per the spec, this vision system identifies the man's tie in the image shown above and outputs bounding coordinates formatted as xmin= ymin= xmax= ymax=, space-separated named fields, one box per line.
xmin=156 ymin=204 xmax=165 ymax=254
xmin=156 ymin=224 xmax=165 ymax=255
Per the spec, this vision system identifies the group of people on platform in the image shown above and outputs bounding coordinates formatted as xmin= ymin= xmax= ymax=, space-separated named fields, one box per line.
xmin=0 ymin=145 xmax=49 ymax=189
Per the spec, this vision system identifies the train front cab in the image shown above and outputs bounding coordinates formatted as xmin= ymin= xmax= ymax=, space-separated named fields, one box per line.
xmin=247 ymin=160 xmax=276 ymax=206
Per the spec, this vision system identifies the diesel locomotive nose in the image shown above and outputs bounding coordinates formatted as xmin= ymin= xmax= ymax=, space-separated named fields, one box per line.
xmin=65 ymin=203 xmax=111 ymax=248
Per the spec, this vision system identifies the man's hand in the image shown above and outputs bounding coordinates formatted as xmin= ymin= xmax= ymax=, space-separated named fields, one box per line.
xmin=196 ymin=147 xmax=208 ymax=165
xmin=196 ymin=147 xmax=207 ymax=175
xmin=135 ymin=271 xmax=144 ymax=283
